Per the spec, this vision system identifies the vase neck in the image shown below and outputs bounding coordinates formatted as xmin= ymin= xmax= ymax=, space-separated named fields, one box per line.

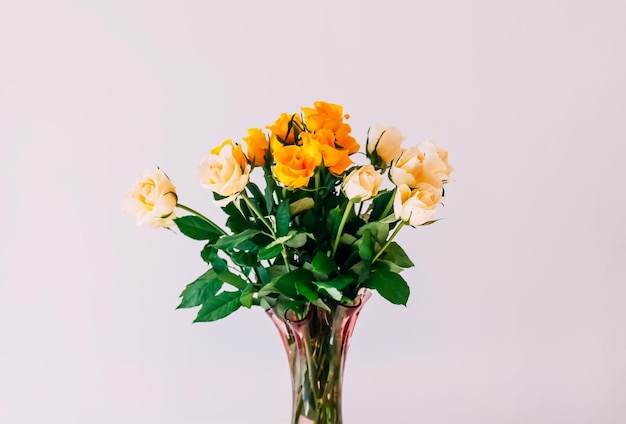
xmin=268 ymin=292 xmax=371 ymax=424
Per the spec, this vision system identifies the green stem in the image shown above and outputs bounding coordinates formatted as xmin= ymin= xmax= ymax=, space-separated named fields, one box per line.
xmin=176 ymin=203 xmax=226 ymax=235
xmin=314 ymin=171 xmax=320 ymax=203
xmin=379 ymin=188 xmax=397 ymax=219
xmin=241 ymin=194 xmax=275 ymax=236
xmin=331 ymin=199 xmax=355 ymax=258
xmin=372 ymin=221 xmax=406 ymax=263
xmin=241 ymin=193 xmax=291 ymax=271
xmin=303 ymin=332 xmax=321 ymax=401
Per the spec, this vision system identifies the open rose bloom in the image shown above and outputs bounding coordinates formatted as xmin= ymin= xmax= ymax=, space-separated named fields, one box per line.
xmin=123 ymin=169 xmax=177 ymax=228
xmin=124 ymin=100 xmax=454 ymax=320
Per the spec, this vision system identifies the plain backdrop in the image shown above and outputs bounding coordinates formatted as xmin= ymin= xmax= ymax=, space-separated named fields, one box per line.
xmin=1 ymin=0 xmax=625 ymax=423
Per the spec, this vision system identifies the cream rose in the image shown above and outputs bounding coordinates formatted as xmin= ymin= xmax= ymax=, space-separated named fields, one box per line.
xmin=342 ymin=164 xmax=383 ymax=202
xmin=390 ymin=146 xmax=424 ymax=188
xmin=419 ymin=140 xmax=455 ymax=187
xmin=367 ymin=125 xmax=405 ymax=165
xmin=198 ymin=140 xmax=250 ymax=204
xmin=393 ymin=183 xmax=442 ymax=226
xmin=123 ymin=169 xmax=177 ymax=228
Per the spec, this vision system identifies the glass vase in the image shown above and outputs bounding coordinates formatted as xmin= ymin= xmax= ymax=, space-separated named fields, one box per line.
xmin=267 ymin=291 xmax=371 ymax=424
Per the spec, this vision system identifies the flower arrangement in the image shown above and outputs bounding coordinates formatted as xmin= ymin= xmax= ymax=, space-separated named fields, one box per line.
xmin=123 ymin=101 xmax=454 ymax=323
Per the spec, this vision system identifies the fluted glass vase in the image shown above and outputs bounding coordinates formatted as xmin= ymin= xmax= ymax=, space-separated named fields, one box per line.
xmin=267 ymin=291 xmax=371 ymax=424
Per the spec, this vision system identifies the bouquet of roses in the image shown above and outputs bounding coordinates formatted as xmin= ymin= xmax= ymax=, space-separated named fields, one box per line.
xmin=123 ymin=101 xmax=454 ymax=323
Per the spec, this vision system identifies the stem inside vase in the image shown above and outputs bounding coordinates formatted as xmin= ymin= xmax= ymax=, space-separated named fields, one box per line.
xmin=268 ymin=291 xmax=371 ymax=424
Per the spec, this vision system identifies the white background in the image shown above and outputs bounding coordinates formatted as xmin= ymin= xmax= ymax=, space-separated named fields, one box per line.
xmin=1 ymin=1 xmax=625 ymax=423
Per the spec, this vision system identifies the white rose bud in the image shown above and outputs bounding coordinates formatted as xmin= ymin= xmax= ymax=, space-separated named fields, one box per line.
xmin=393 ymin=183 xmax=442 ymax=226
xmin=367 ymin=125 xmax=405 ymax=166
xmin=123 ymin=169 xmax=177 ymax=228
xmin=419 ymin=140 xmax=455 ymax=187
xmin=342 ymin=164 xmax=384 ymax=202
xmin=390 ymin=146 xmax=424 ymax=188
xmin=198 ymin=139 xmax=250 ymax=205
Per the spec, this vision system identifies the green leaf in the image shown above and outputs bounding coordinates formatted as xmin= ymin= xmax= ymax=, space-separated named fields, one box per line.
xmin=236 ymin=235 xmax=267 ymax=253
xmin=357 ymin=260 xmax=371 ymax=285
xmin=328 ymin=207 xmax=344 ymax=237
xmin=370 ymin=190 xmax=394 ymax=222
xmin=377 ymin=260 xmax=404 ymax=273
xmin=326 ymin=275 xmax=354 ymax=290
xmin=358 ymin=221 xmax=389 ymax=246
xmin=312 ymin=251 xmax=336 ymax=276
xmin=200 ymin=243 xmax=218 ymax=264
xmin=240 ymin=285 xmax=256 ymax=308
xmin=177 ymin=269 xmax=223 ymax=309
xmin=220 ymin=200 xmax=240 ymax=218
xmin=231 ymin=251 xmax=259 ymax=267
xmin=267 ymin=264 xmax=289 ymax=280
xmin=419 ymin=219 xmax=442 ymax=226
xmin=358 ymin=229 xmax=375 ymax=260
xmin=213 ymin=229 xmax=261 ymax=250
xmin=295 ymin=279 xmax=319 ymax=302
xmin=174 ymin=216 xmax=222 ymax=241
xmin=247 ymin=182 xmax=267 ymax=214
xmin=258 ymin=243 xmax=283 ymax=260
xmin=314 ymin=281 xmax=342 ymax=301
xmin=194 ymin=291 xmax=242 ymax=322
xmin=216 ymin=271 xmax=248 ymax=290
xmin=259 ymin=297 xmax=275 ymax=310
xmin=382 ymin=242 xmax=415 ymax=268
xmin=370 ymin=269 xmax=410 ymax=305
xmin=276 ymin=200 xmax=290 ymax=237
xmin=256 ymin=266 xmax=271 ymax=284
xmin=274 ymin=268 xmax=314 ymax=299
xmin=264 ymin=173 xmax=277 ymax=214
xmin=240 ymin=292 xmax=254 ymax=308
xmin=225 ymin=213 xmax=252 ymax=234
xmin=339 ymin=233 xmax=357 ymax=245
xmin=289 ymin=197 xmax=315 ymax=216
xmin=210 ymin=257 xmax=229 ymax=274
xmin=311 ymin=298 xmax=331 ymax=312
xmin=284 ymin=232 xmax=308 ymax=248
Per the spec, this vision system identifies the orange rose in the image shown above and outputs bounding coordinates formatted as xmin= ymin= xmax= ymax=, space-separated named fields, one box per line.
xmin=301 ymin=101 xmax=359 ymax=154
xmin=334 ymin=123 xmax=359 ymax=154
xmin=301 ymin=101 xmax=345 ymax=133
xmin=267 ymin=112 xmax=302 ymax=145
xmin=242 ymin=128 xmax=268 ymax=167
xmin=273 ymin=144 xmax=318 ymax=189
xmin=300 ymin=130 xmax=353 ymax=175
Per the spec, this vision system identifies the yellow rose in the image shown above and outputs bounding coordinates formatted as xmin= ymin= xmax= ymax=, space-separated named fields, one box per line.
xmin=419 ymin=140 xmax=455 ymax=186
xmin=342 ymin=164 xmax=383 ymax=202
xmin=123 ymin=169 xmax=177 ymax=228
xmin=300 ymin=130 xmax=353 ymax=175
xmin=390 ymin=146 xmax=424 ymax=188
xmin=367 ymin=125 xmax=405 ymax=165
xmin=273 ymin=144 xmax=318 ymax=189
xmin=393 ymin=183 xmax=442 ymax=226
xmin=198 ymin=139 xmax=250 ymax=204
xmin=242 ymin=128 xmax=268 ymax=167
